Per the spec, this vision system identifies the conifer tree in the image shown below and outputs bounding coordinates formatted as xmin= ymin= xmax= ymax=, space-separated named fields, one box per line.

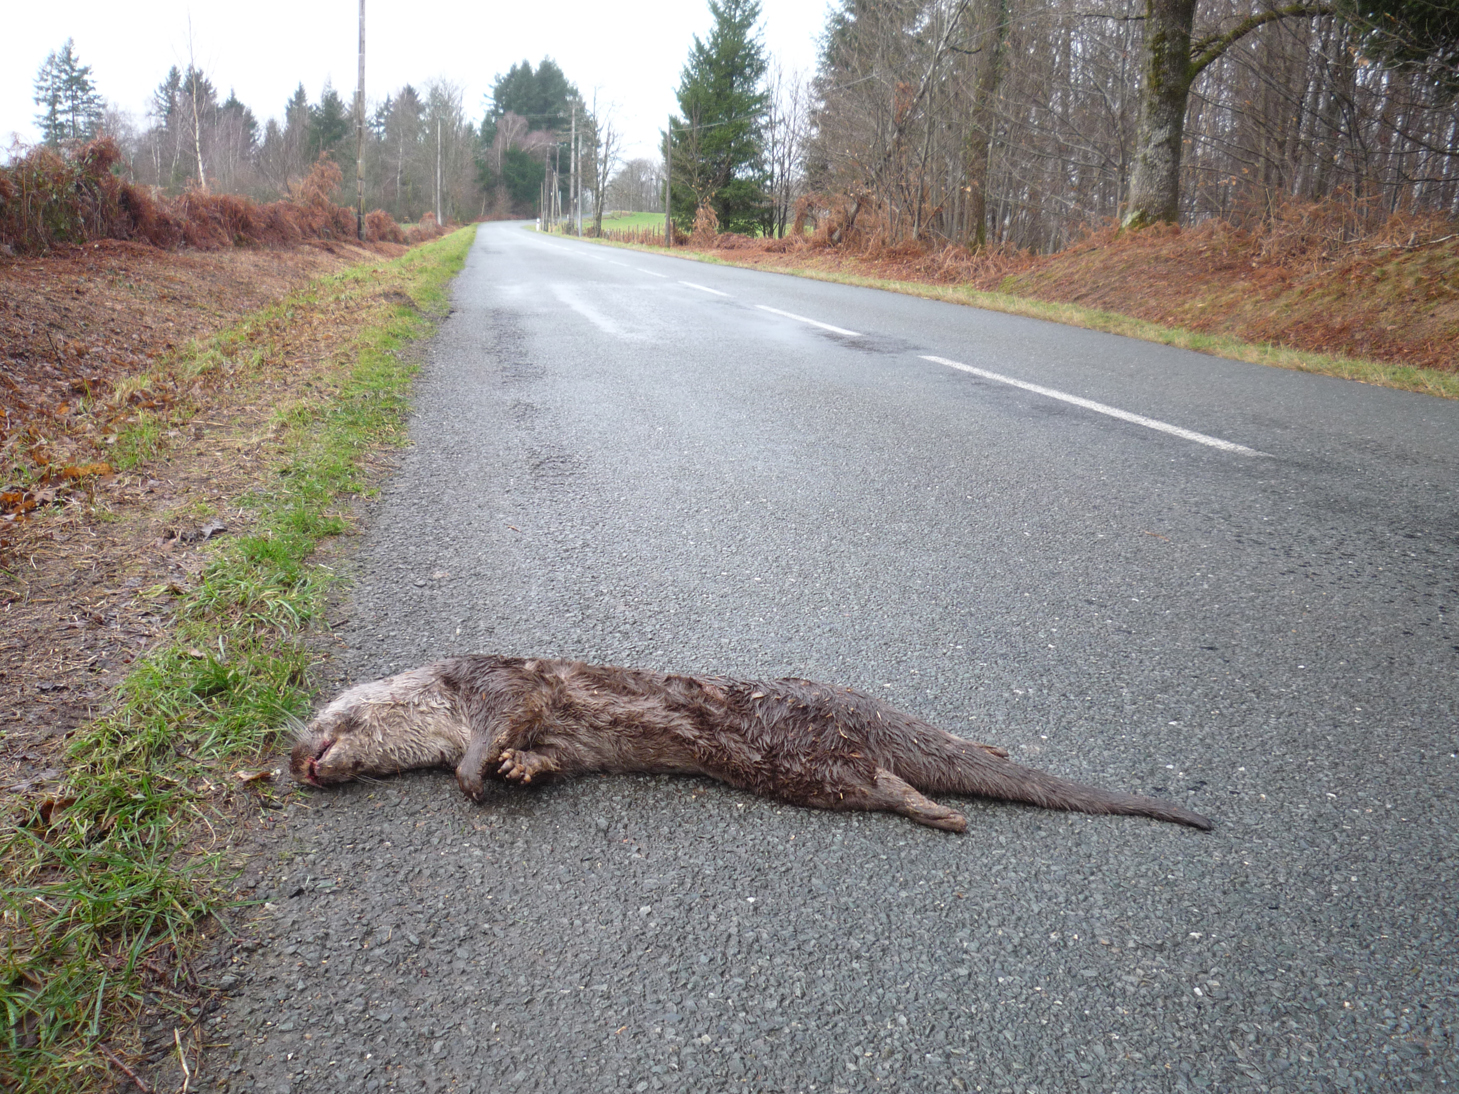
xmin=311 ymin=83 xmax=353 ymax=163
xmin=1341 ymin=0 xmax=1459 ymax=91
xmin=670 ymin=0 xmax=770 ymax=234
xmin=33 ymin=39 xmax=105 ymax=145
xmin=482 ymin=59 xmax=582 ymax=216
xmin=491 ymin=58 xmax=578 ymax=131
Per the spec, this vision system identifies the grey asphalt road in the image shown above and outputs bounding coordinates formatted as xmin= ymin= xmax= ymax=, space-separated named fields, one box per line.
xmin=205 ymin=222 xmax=1458 ymax=1094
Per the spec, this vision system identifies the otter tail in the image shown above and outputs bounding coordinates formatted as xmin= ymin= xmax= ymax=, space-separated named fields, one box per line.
xmin=901 ymin=733 xmax=1213 ymax=830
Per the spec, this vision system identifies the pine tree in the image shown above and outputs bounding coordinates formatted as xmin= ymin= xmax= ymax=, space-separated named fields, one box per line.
xmin=484 ymin=59 xmax=582 ymax=217
xmin=490 ymin=58 xmax=578 ymax=131
xmin=671 ymin=0 xmax=770 ymax=234
xmin=33 ymin=39 xmax=105 ymax=145
xmin=310 ymin=83 xmax=353 ymax=163
xmin=1340 ymin=0 xmax=1459 ymax=91
xmin=382 ymin=85 xmax=424 ymax=219
xmin=220 ymin=91 xmax=259 ymax=152
xmin=179 ymin=66 xmax=218 ymax=188
xmin=278 ymin=84 xmax=313 ymax=186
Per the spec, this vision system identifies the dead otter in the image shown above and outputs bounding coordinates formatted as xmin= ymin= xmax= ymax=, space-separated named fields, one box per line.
xmin=290 ymin=655 xmax=1212 ymax=832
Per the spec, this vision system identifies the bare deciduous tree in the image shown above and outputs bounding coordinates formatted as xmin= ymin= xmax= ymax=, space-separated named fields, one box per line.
xmin=606 ymin=159 xmax=666 ymax=212
xmin=807 ymin=0 xmax=1458 ymax=251
xmin=764 ymin=63 xmax=811 ymax=236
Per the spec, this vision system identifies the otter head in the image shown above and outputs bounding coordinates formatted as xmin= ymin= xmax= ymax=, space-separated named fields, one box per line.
xmin=289 ymin=669 xmax=471 ymax=788
xmin=290 ymin=702 xmax=374 ymax=787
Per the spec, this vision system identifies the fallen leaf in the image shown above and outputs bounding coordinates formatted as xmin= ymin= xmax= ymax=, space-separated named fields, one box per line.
xmin=38 ymin=797 xmax=77 ymax=825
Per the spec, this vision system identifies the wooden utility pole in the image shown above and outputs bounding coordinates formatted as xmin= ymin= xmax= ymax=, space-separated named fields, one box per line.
xmin=435 ymin=117 xmax=442 ymax=226
xmin=355 ymin=0 xmax=366 ymax=240
xmin=570 ymin=105 xmax=577 ymax=238
xmin=664 ymin=117 xmax=672 ymax=248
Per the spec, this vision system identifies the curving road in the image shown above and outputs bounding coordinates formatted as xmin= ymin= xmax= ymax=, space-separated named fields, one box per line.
xmin=207 ymin=221 xmax=1458 ymax=1094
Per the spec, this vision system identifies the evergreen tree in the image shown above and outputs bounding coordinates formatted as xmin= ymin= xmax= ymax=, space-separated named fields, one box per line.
xmin=33 ymin=38 xmax=105 ymax=144
xmin=180 ymin=66 xmax=219 ymax=130
xmin=151 ymin=67 xmax=184 ymax=123
xmin=140 ymin=64 xmax=216 ymax=188
xmin=220 ymin=91 xmax=259 ymax=153
xmin=371 ymin=95 xmax=394 ymax=140
xmin=670 ymin=0 xmax=770 ymax=234
xmin=281 ymin=84 xmax=313 ymax=184
xmin=1340 ymin=0 xmax=1459 ymax=91
xmin=214 ymin=90 xmax=260 ymax=192
xmin=500 ymin=148 xmax=545 ymax=207
xmin=492 ymin=61 xmax=537 ymax=120
xmin=284 ymin=84 xmax=311 ymax=137
xmin=257 ymin=117 xmax=288 ymax=191
xmin=179 ymin=66 xmax=219 ymax=187
xmin=381 ymin=85 xmax=425 ymax=219
xmin=491 ymin=58 xmax=578 ymax=131
xmin=145 ymin=66 xmax=186 ymax=185
xmin=310 ymin=83 xmax=352 ymax=162
xmin=482 ymin=59 xmax=581 ymax=216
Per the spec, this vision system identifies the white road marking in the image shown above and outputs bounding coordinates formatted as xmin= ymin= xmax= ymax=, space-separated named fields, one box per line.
xmin=755 ymin=305 xmax=861 ymax=338
xmin=634 ymin=268 xmax=668 ymax=278
xmin=679 ymin=281 xmax=732 ymax=297
xmin=551 ymin=283 xmax=626 ymax=337
xmin=920 ymin=355 xmax=1264 ymax=455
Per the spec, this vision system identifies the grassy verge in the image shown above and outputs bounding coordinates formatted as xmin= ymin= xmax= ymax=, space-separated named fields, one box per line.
xmin=0 ymin=226 xmax=476 ymax=1092
xmin=583 ymin=236 xmax=1459 ymax=401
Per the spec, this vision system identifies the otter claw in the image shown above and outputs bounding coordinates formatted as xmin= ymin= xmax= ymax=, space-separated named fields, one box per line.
xmin=495 ymin=747 xmax=555 ymax=784
xmin=498 ymin=749 xmax=531 ymax=783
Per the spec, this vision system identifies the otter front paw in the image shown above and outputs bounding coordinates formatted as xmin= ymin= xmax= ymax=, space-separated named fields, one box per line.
xmin=455 ymin=739 xmax=503 ymax=802
xmin=497 ymin=748 xmax=557 ymax=784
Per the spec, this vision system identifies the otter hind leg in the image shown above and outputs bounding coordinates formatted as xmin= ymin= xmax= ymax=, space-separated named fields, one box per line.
xmin=834 ymin=767 xmax=966 ymax=833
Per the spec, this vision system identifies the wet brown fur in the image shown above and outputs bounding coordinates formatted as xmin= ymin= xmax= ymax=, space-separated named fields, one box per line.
xmin=290 ymin=655 xmax=1213 ymax=832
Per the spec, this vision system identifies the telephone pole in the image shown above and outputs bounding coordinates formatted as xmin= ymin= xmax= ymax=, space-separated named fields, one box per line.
xmin=570 ymin=105 xmax=578 ymax=238
xmin=355 ymin=0 xmax=366 ymax=240
xmin=664 ymin=116 xmax=672 ymax=249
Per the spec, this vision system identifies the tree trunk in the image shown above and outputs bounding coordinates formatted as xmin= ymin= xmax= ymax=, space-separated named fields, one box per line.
xmin=1123 ymin=0 xmax=1196 ymax=228
xmin=965 ymin=0 xmax=1010 ymax=247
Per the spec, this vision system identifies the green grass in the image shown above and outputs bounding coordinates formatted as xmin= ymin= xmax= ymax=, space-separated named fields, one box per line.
xmin=110 ymin=416 xmax=166 ymax=470
xmin=596 ymin=210 xmax=668 ymax=231
xmin=0 ymin=225 xmax=476 ymax=1092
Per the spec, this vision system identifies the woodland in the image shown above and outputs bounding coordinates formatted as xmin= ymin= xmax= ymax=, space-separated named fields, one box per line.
xmin=9 ymin=0 xmax=1459 ymax=255
xmin=801 ymin=0 xmax=1459 ymax=250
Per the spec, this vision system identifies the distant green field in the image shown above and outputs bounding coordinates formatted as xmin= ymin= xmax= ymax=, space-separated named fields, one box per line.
xmin=597 ymin=210 xmax=667 ymax=230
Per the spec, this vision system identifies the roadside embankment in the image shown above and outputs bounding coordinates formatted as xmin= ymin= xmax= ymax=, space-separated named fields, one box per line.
xmin=1 ymin=226 xmax=476 ymax=1093
xmin=584 ymin=205 xmax=1459 ymax=398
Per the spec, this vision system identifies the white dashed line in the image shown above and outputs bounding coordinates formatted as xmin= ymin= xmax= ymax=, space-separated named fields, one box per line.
xmin=920 ymin=355 xmax=1264 ymax=455
xmin=634 ymin=269 xmax=668 ymax=278
xmin=755 ymin=305 xmax=861 ymax=338
xmin=678 ymin=281 xmax=732 ymax=297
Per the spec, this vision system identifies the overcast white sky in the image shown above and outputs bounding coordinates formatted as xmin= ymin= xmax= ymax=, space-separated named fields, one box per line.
xmin=5 ymin=0 xmax=827 ymax=163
